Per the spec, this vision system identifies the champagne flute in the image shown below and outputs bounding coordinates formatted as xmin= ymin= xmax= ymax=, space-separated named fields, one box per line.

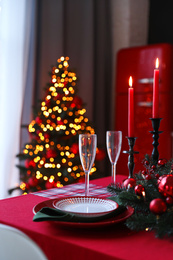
xmin=79 ymin=134 xmax=97 ymax=197
xmin=106 ymin=131 xmax=122 ymax=185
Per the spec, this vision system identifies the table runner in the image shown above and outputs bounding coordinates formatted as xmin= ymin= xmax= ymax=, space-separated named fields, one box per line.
xmin=33 ymin=182 xmax=111 ymax=199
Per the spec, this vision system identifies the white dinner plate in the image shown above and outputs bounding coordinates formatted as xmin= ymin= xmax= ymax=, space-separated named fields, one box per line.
xmin=53 ymin=196 xmax=118 ymax=217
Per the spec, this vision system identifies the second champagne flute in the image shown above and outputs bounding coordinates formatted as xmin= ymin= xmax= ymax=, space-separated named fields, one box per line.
xmin=106 ymin=131 xmax=122 ymax=185
xmin=79 ymin=134 xmax=97 ymax=197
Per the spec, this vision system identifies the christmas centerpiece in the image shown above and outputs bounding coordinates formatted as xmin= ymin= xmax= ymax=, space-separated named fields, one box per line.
xmin=108 ymin=156 xmax=173 ymax=238
xmin=108 ymin=58 xmax=173 ymax=238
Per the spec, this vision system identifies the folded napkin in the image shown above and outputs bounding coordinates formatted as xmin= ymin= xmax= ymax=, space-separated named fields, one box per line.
xmin=33 ymin=204 xmax=126 ymax=223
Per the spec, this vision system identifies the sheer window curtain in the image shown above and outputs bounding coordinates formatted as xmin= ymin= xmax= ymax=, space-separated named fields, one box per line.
xmin=0 ymin=0 xmax=36 ymax=198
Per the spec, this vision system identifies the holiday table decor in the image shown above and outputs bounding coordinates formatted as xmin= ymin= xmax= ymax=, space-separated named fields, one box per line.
xmin=108 ymin=155 xmax=173 ymax=238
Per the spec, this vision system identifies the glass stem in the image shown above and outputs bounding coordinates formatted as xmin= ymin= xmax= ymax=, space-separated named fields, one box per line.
xmin=112 ymin=163 xmax=116 ymax=185
xmin=85 ymin=172 xmax=89 ymax=197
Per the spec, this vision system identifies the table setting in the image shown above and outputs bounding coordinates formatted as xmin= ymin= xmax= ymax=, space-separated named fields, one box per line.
xmin=32 ymin=57 xmax=173 ymax=239
xmin=32 ymin=132 xmax=134 ymax=229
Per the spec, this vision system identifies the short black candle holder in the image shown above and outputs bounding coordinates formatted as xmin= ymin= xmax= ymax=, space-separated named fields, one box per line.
xmin=149 ymin=118 xmax=163 ymax=163
xmin=123 ymin=137 xmax=139 ymax=178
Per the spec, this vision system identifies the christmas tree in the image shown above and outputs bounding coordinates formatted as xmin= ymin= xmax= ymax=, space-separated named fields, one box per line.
xmin=13 ymin=56 xmax=105 ymax=194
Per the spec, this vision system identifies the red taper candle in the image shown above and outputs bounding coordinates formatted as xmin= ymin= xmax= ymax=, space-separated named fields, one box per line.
xmin=128 ymin=76 xmax=134 ymax=137
xmin=152 ymin=58 xmax=159 ymax=118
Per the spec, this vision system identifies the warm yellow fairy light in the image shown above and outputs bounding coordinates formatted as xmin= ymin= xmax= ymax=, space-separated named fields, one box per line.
xmin=67 ymin=168 xmax=72 ymax=173
xmin=23 ymin=149 xmax=28 ymax=154
xmin=43 ymin=176 xmax=48 ymax=181
xmin=55 ymin=69 xmax=59 ymax=73
xmin=56 ymin=164 xmax=61 ymax=168
xmin=62 ymin=158 xmax=66 ymax=163
xmin=45 ymin=144 xmax=49 ymax=148
xmin=76 ymin=173 xmax=80 ymax=177
xmin=73 ymin=166 xmax=78 ymax=171
xmin=68 ymin=161 xmax=72 ymax=166
xmin=71 ymin=129 xmax=76 ymax=134
xmin=40 ymin=160 xmax=44 ymax=165
xmin=60 ymin=152 xmax=64 ymax=156
xmin=20 ymin=182 xmax=26 ymax=190
xmin=43 ymin=111 xmax=49 ymax=117
xmin=63 ymin=61 xmax=69 ymax=67
xmin=66 ymin=151 xmax=70 ymax=156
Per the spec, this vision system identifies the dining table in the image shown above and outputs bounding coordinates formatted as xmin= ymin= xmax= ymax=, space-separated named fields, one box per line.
xmin=0 ymin=174 xmax=173 ymax=260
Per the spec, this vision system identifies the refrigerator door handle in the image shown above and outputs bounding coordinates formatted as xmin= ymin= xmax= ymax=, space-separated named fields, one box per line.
xmin=138 ymin=101 xmax=153 ymax=107
xmin=138 ymin=78 xmax=153 ymax=84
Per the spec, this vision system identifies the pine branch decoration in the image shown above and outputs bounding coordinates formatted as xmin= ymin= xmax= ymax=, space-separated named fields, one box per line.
xmin=108 ymin=156 xmax=173 ymax=238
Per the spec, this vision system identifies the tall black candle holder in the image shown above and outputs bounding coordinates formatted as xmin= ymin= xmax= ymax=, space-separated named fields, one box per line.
xmin=149 ymin=118 xmax=163 ymax=163
xmin=123 ymin=137 xmax=139 ymax=178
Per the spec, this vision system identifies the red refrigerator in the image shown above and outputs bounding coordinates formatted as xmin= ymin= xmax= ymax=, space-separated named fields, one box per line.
xmin=115 ymin=43 xmax=173 ymax=176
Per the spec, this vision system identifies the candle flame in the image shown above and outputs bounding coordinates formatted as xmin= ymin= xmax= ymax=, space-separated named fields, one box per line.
xmin=129 ymin=76 xmax=133 ymax=87
xmin=155 ymin=58 xmax=159 ymax=69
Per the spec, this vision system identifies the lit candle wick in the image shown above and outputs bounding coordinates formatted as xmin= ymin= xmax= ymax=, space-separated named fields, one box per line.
xmin=129 ymin=76 xmax=133 ymax=87
xmin=155 ymin=58 xmax=159 ymax=69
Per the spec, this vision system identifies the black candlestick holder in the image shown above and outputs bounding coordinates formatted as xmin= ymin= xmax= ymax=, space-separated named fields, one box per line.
xmin=149 ymin=118 xmax=163 ymax=163
xmin=123 ymin=137 xmax=139 ymax=178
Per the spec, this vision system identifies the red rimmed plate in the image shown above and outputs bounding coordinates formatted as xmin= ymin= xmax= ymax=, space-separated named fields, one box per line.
xmin=33 ymin=198 xmax=134 ymax=228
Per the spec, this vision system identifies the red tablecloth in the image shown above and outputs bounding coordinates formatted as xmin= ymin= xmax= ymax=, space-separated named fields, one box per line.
xmin=0 ymin=176 xmax=172 ymax=260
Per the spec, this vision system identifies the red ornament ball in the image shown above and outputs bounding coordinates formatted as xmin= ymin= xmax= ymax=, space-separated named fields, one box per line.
xmin=45 ymin=181 xmax=55 ymax=189
xmin=158 ymin=159 xmax=167 ymax=166
xmin=44 ymin=133 xmax=50 ymax=139
xmin=158 ymin=175 xmax=173 ymax=197
xmin=145 ymin=174 xmax=152 ymax=180
xmin=123 ymin=178 xmax=136 ymax=189
xmin=25 ymin=159 xmax=36 ymax=168
xmin=149 ymin=198 xmax=167 ymax=215
xmin=57 ymin=119 xmax=64 ymax=125
xmin=70 ymin=143 xmax=79 ymax=155
xmin=46 ymin=149 xmax=57 ymax=159
xmin=134 ymin=184 xmax=145 ymax=196
xmin=35 ymin=116 xmax=43 ymax=125
xmin=166 ymin=196 xmax=173 ymax=205
xmin=28 ymin=177 xmax=39 ymax=187
xmin=72 ymin=96 xmax=83 ymax=109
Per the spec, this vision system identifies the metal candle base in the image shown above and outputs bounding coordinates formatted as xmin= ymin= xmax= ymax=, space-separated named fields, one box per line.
xmin=123 ymin=137 xmax=139 ymax=178
xmin=149 ymin=118 xmax=163 ymax=163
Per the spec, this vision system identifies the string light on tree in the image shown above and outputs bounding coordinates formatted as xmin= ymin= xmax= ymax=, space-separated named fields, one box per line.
xmin=13 ymin=56 xmax=105 ymax=194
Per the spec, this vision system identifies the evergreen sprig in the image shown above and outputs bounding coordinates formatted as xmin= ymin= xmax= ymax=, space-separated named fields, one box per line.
xmin=108 ymin=156 xmax=173 ymax=238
